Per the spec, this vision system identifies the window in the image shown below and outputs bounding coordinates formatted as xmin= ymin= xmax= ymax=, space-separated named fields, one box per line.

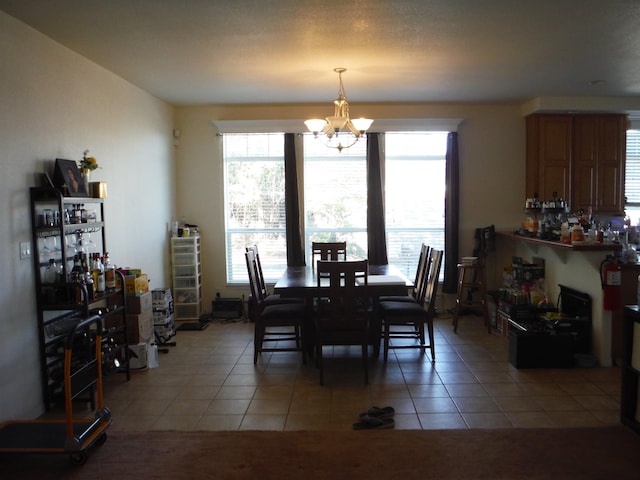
xmin=223 ymin=130 xmax=448 ymax=284
xmin=223 ymin=133 xmax=287 ymax=283
xmin=625 ymin=129 xmax=640 ymax=225
xmin=384 ymin=132 xmax=447 ymax=279
xmin=303 ymin=135 xmax=368 ymax=260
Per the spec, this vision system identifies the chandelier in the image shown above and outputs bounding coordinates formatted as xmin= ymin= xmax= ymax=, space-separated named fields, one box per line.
xmin=304 ymin=68 xmax=374 ymax=152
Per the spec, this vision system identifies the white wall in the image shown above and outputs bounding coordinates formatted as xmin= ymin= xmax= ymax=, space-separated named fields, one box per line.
xmin=0 ymin=12 xmax=175 ymax=421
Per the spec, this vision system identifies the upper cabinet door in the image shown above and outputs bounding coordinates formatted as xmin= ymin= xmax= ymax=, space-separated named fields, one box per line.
xmin=572 ymin=115 xmax=626 ymax=215
xmin=526 ymin=115 xmax=572 ymax=202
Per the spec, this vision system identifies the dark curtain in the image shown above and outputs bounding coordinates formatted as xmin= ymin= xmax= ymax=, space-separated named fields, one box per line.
xmin=443 ymin=131 xmax=460 ymax=293
xmin=284 ymin=133 xmax=305 ymax=266
xmin=366 ymin=133 xmax=389 ymax=265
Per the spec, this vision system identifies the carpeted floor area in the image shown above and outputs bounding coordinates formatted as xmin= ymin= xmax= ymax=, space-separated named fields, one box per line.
xmin=2 ymin=427 xmax=639 ymax=479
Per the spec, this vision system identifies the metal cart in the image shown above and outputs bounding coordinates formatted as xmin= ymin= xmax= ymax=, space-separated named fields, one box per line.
xmin=0 ymin=315 xmax=112 ymax=465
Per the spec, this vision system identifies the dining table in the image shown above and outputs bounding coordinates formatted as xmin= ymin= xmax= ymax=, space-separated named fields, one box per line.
xmin=273 ymin=263 xmax=413 ymax=357
xmin=273 ymin=263 xmax=412 ymax=298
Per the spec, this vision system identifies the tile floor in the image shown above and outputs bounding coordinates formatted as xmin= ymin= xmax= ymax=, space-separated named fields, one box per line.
xmin=89 ymin=313 xmax=621 ymax=431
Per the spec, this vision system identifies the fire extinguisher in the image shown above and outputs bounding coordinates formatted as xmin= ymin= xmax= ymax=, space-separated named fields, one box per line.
xmin=600 ymin=255 xmax=622 ymax=310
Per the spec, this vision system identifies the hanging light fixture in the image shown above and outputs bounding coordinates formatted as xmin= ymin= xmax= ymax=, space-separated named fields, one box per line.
xmin=304 ymin=68 xmax=373 ymax=152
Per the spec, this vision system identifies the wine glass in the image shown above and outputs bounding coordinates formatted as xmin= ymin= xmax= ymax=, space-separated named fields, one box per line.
xmin=66 ymin=235 xmax=77 ymax=254
xmin=39 ymin=237 xmax=52 ymax=260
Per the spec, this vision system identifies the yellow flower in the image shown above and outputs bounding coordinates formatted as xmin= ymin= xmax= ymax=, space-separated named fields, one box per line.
xmin=79 ymin=150 xmax=100 ymax=171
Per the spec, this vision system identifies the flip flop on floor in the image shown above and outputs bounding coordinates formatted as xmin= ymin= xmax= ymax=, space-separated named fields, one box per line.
xmin=352 ymin=415 xmax=395 ymax=430
xmin=359 ymin=406 xmax=395 ymax=419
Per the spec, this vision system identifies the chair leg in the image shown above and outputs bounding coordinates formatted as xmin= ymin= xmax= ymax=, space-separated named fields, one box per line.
xmin=316 ymin=335 xmax=324 ymax=386
xmin=426 ymin=319 xmax=436 ymax=362
xmin=383 ymin=323 xmax=390 ymax=362
xmin=253 ymin=324 xmax=261 ymax=364
xmin=362 ymin=334 xmax=369 ymax=385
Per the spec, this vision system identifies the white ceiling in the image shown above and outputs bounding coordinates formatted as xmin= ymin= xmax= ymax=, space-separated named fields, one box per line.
xmin=2 ymin=0 xmax=640 ymax=107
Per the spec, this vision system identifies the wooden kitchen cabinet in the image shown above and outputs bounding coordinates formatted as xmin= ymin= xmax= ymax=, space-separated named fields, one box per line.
xmin=526 ymin=113 xmax=627 ymax=215
xmin=526 ymin=115 xmax=572 ymax=203
xmin=573 ymin=115 xmax=626 ymax=215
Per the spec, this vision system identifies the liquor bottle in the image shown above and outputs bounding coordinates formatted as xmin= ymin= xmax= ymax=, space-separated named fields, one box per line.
xmin=93 ymin=253 xmax=106 ymax=294
xmin=104 ymin=252 xmax=116 ymax=290
xmin=84 ymin=271 xmax=94 ymax=301
xmin=70 ymin=254 xmax=85 ymax=304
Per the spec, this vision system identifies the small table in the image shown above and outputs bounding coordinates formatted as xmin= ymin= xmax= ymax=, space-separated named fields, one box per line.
xmin=274 ymin=263 xmax=413 ymax=357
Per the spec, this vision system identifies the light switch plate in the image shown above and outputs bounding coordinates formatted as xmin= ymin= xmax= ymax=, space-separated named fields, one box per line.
xmin=20 ymin=241 xmax=31 ymax=259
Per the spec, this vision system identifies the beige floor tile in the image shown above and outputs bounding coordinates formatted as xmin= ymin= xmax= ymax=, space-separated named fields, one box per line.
xmin=453 ymin=396 xmax=500 ymax=413
xmin=445 ymin=383 xmax=489 ymax=397
xmin=407 ymin=384 xmax=450 ymax=397
xmin=196 ymin=414 xmax=243 ymax=430
xmin=153 ymin=415 xmax=201 ymax=430
xmin=492 ymin=395 xmax=544 ymax=412
xmin=393 ymin=413 xmax=422 ymax=429
xmin=545 ymin=410 xmax=605 ymax=427
xmin=418 ymin=412 xmax=467 ymax=429
xmin=505 ymin=411 xmax=556 ymax=428
xmin=438 ymin=371 xmax=480 ymax=384
xmin=164 ymin=399 xmax=212 ymax=416
xmin=239 ymin=414 xmax=286 ymax=430
xmin=572 ymin=394 xmax=620 ymax=410
xmin=215 ymin=385 xmax=257 ymax=399
xmin=205 ymin=399 xmax=250 ymax=415
xmin=247 ymin=398 xmax=291 ymax=415
xmin=462 ymin=412 xmax=512 ymax=429
xmin=531 ymin=395 xmax=585 ymax=411
xmin=413 ymin=396 xmax=458 ymax=413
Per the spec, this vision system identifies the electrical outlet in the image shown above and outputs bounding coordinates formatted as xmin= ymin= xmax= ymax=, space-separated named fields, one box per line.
xmin=20 ymin=241 xmax=31 ymax=260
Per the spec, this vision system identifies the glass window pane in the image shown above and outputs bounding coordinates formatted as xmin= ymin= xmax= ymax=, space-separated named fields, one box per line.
xmin=385 ymin=132 xmax=447 ymax=279
xmin=303 ymin=134 xmax=368 ymax=260
xmin=223 ymin=133 xmax=287 ymax=283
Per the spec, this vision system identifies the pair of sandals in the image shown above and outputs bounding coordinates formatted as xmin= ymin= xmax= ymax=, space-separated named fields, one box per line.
xmin=352 ymin=406 xmax=395 ymax=430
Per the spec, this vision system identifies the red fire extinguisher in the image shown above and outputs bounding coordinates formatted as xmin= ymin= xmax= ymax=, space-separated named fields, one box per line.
xmin=600 ymin=255 xmax=622 ymax=310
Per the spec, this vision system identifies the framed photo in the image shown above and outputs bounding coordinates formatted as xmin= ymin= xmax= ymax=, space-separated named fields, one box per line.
xmin=52 ymin=158 xmax=87 ymax=197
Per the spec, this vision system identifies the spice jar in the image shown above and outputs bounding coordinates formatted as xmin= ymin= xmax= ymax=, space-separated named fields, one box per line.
xmin=571 ymin=223 xmax=585 ymax=243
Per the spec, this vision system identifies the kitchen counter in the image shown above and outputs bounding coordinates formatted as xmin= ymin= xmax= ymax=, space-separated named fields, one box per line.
xmin=497 ymin=231 xmax=622 ymax=252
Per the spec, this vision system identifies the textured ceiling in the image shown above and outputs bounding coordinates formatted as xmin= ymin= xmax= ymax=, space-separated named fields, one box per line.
xmin=2 ymin=0 xmax=640 ymax=106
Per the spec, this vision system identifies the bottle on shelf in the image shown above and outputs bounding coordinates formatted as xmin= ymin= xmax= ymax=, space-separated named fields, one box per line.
xmin=44 ymin=258 xmax=58 ymax=284
xmin=93 ymin=253 xmax=105 ymax=294
xmin=104 ymin=252 xmax=116 ymax=290
xmin=70 ymin=254 xmax=85 ymax=304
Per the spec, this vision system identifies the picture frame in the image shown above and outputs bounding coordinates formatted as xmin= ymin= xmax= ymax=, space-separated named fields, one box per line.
xmin=52 ymin=158 xmax=87 ymax=197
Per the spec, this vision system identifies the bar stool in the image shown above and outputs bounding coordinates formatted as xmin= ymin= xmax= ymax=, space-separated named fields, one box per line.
xmin=452 ymin=259 xmax=491 ymax=333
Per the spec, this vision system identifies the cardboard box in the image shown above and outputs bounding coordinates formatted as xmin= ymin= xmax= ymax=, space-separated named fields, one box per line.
xmin=126 ymin=291 xmax=152 ymax=314
xmin=127 ymin=310 xmax=153 ymax=344
xmin=125 ymin=273 xmax=149 ymax=296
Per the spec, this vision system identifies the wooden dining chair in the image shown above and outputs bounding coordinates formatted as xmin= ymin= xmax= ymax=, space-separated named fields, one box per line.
xmin=245 ymin=245 xmax=303 ymax=323
xmin=311 ymin=241 xmax=347 ymax=265
xmin=314 ymin=259 xmax=370 ymax=385
xmin=378 ymin=243 xmax=430 ymax=303
xmin=245 ymin=249 xmax=306 ymax=364
xmin=379 ymin=249 xmax=443 ymax=362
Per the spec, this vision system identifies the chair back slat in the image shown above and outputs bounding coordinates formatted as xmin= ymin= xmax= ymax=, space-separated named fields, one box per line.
xmin=245 ymin=249 xmax=265 ymax=312
xmin=312 ymin=241 xmax=347 ymax=263
xmin=316 ymin=259 xmax=368 ymax=323
xmin=412 ymin=244 xmax=431 ymax=299
xmin=246 ymin=245 xmax=268 ymax=298
xmin=423 ymin=249 xmax=443 ymax=314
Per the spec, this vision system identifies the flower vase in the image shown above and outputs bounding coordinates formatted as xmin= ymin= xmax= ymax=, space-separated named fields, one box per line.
xmin=82 ymin=169 xmax=90 ymax=194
